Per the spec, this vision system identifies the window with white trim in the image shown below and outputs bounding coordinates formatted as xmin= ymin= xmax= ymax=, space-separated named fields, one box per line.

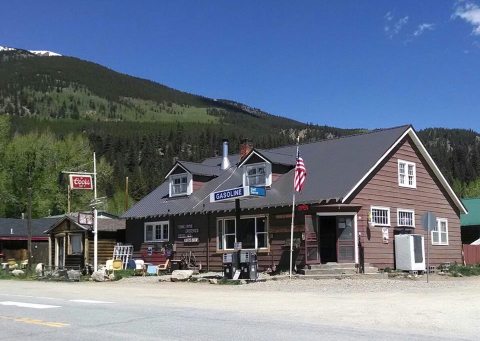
xmin=398 ymin=160 xmax=416 ymax=188
xmin=243 ymin=162 xmax=272 ymax=187
xmin=169 ymin=173 xmax=192 ymax=197
xmin=145 ymin=221 xmax=169 ymax=242
xmin=397 ymin=209 xmax=415 ymax=227
xmin=432 ymin=218 xmax=448 ymax=245
xmin=370 ymin=206 xmax=390 ymax=226
xmin=217 ymin=216 xmax=269 ymax=250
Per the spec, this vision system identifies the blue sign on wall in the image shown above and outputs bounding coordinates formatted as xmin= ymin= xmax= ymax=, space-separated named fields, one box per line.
xmin=249 ymin=186 xmax=266 ymax=197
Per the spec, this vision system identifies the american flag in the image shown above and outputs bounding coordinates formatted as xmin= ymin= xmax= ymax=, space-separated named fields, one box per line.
xmin=294 ymin=151 xmax=306 ymax=192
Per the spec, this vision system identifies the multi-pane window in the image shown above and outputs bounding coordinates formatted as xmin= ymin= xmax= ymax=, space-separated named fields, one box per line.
xmin=217 ymin=216 xmax=269 ymax=250
xmin=432 ymin=218 xmax=448 ymax=245
xmin=370 ymin=207 xmax=390 ymax=226
xmin=397 ymin=209 xmax=415 ymax=227
xmin=246 ymin=164 xmax=266 ymax=186
xmin=171 ymin=175 xmax=188 ymax=195
xmin=398 ymin=160 xmax=416 ymax=188
xmin=145 ymin=221 xmax=169 ymax=242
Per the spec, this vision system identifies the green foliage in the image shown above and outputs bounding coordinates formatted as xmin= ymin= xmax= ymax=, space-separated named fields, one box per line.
xmin=113 ymin=269 xmax=135 ymax=280
xmin=0 ymin=130 xmax=113 ymax=218
xmin=448 ymin=264 xmax=480 ymax=277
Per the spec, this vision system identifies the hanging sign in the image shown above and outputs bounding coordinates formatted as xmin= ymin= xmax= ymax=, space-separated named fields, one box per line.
xmin=69 ymin=174 xmax=93 ymax=190
xmin=78 ymin=212 xmax=94 ymax=225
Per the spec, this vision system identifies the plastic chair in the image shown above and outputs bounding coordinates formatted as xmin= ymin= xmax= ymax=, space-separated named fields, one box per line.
xmin=156 ymin=259 xmax=170 ymax=275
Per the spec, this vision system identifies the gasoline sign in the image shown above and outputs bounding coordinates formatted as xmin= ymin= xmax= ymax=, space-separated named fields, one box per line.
xmin=69 ymin=174 xmax=93 ymax=190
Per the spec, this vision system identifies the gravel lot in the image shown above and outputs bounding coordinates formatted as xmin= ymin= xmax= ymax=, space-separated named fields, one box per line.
xmin=114 ymin=273 xmax=480 ymax=340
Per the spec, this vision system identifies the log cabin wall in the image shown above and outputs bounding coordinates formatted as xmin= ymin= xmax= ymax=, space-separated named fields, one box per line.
xmin=349 ymin=136 xmax=462 ymax=269
xmin=87 ymin=231 xmax=122 ymax=266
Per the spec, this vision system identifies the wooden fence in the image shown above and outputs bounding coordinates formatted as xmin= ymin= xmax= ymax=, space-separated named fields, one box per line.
xmin=463 ymin=244 xmax=480 ymax=265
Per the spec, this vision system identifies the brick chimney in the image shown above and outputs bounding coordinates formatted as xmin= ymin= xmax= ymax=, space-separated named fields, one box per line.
xmin=239 ymin=139 xmax=253 ymax=161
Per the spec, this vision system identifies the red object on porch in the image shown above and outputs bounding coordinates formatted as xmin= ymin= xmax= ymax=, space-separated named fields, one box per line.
xmin=463 ymin=244 xmax=480 ymax=265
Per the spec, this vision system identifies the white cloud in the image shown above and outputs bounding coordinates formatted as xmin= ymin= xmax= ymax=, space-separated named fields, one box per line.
xmin=384 ymin=14 xmax=409 ymax=39
xmin=413 ymin=23 xmax=435 ymax=36
xmin=453 ymin=1 xmax=480 ymax=35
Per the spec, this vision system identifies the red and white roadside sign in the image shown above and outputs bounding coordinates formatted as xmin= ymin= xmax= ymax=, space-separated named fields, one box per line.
xmin=69 ymin=174 xmax=93 ymax=190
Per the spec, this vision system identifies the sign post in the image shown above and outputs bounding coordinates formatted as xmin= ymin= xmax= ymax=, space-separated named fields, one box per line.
xmin=63 ymin=152 xmax=98 ymax=270
xmin=422 ymin=212 xmax=436 ymax=283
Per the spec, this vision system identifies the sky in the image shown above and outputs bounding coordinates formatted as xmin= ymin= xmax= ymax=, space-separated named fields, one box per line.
xmin=1 ymin=0 xmax=479 ymax=131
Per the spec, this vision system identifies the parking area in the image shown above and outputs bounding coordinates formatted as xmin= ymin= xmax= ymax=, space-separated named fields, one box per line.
xmin=0 ymin=275 xmax=479 ymax=340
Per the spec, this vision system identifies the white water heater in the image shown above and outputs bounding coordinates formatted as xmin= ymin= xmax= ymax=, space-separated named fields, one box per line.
xmin=395 ymin=234 xmax=426 ymax=271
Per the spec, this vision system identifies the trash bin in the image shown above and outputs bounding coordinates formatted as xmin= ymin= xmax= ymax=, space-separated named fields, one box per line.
xmin=171 ymin=259 xmax=181 ymax=271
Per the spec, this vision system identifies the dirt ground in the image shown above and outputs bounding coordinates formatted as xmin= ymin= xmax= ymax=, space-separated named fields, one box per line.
xmin=113 ymin=274 xmax=480 ymax=339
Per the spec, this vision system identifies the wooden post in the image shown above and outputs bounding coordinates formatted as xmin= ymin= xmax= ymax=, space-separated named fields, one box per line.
xmin=125 ymin=177 xmax=129 ymax=211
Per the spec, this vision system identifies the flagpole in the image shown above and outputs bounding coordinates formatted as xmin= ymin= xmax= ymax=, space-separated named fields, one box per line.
xmin=289 ymin=137 xmax=300 ymax=279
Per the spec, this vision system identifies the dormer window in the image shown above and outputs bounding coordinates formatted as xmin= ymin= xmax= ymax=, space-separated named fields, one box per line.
xmin=243 ymin=162 xmax=272 ymax=187
xmin=169 ymin=173 xmax=192 ymax=197
xmin=246 ymin=164 xmax=266 ymax=186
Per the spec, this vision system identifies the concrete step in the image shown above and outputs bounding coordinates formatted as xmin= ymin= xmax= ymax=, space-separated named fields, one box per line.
xmin=308 ymin=262 xmax=356 ymax=270
xmin=299 ymin=268 xmax=358 ymax=275
xmin=299 ymin=263 xmax=380 ymax=276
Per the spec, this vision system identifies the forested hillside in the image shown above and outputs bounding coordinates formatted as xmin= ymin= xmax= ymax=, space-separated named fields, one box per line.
xmin=0 ymin=48 xmax=478 ymax=218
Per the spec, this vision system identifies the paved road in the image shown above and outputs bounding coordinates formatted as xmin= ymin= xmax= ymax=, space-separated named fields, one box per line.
xmin=0 ymin=278 xmax=477 ymax=340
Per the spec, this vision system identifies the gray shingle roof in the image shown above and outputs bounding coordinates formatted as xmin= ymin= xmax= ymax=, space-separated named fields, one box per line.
xmin=123 ymin=126 xmax=411 ymax=219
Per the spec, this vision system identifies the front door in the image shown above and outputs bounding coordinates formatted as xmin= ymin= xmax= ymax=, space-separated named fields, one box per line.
xmin=56 ymin=236 xmax=65 ymax=268
xmin=318 ymin=215 xmax=356 ymax=263
xmin=337 ymin=216 xmax=355 ymax=263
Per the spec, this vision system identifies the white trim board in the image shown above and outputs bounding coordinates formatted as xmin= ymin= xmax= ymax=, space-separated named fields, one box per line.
xmin=341 ymin=127 xmax=467 ymax=214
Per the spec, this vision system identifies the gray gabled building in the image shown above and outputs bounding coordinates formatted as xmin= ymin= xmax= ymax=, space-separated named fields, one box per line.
xmin=123 ymin=125 xmax=467 ymax=272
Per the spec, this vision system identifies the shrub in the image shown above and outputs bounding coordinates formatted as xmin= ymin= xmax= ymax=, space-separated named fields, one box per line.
xmin=448 ymin=264 xmax=480 ymax=277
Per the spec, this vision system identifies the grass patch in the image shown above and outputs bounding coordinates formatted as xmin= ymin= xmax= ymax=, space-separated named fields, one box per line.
xmin=113 ymin=269 xmax=136 ymax=281
xmin=448 ymin=264 xmax=480 ymax=277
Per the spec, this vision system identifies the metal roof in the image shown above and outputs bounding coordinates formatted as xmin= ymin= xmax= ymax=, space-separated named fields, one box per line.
xmin=177 ymin=161 xmax=221 ymax=177
xmin=123 ymin=126 xmax=421 ymax=219
xmin=44 ymin=214 xmax=126 ymax=233
xmin=0 ymin=218 xmax=60 ymax=238
xmin=461 ymin=199 xmax=480 ymax=227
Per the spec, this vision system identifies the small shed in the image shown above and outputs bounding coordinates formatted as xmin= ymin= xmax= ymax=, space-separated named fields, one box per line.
xmin=461 ymin=198 xmax=480 ymax=244
xmin=45 ymin=213 xmax=125 ymax=270
xmin=0 ymin=218 xmax=58 ymax=264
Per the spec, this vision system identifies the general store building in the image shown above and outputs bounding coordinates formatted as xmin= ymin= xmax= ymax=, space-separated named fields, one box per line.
xmin=123 ymin=125 xmax=467 ymax=272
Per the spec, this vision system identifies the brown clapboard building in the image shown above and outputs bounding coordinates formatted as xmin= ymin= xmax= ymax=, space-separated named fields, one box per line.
xmin=122 ymin=125 xmax=467 ymax=273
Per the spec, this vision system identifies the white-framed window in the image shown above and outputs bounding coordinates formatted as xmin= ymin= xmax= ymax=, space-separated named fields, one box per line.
xmin=398 ymin=160 xmax=416 ymax=188
xmin=217 ymin=215 xmax=269 ymax=250
xmin=243 ymin=162 xmax=272 ymax=187
xmin=145 ymin=221 xmax=169 ymax=242
xmin=68 ymin=234 xmax=83 ymax=255
xmin=370 ymin=206 xmax=390 ymax=226
xmin=432 ymin=218 xmax=448 ymax=245
xmin=169 ymin=173 xmax=192 ymax=197
xmin=397 ymin=209 xmax=415 ymax=227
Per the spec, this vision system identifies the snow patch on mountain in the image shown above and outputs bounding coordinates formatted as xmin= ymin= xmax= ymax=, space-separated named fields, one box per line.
xmin=0 ymin=45 xmax=61 ymax=56
xmin=30 ymin=50 xmax=62 ymax=57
